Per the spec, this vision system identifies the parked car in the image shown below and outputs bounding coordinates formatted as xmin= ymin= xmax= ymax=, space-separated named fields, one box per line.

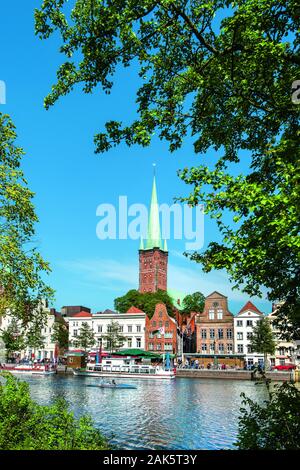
xmin=272 ymin=364 xmax=296 ymax=371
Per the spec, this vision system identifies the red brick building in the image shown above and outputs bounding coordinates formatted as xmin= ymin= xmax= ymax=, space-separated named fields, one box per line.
xmin=145 ymin=303 xmax=177 ymax=354
xmin=195 ymin=291 xmax=234 ymax=356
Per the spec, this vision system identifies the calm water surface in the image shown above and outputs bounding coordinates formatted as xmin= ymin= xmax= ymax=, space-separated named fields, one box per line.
xmin=21 ymin=375 xmax=269 ymax=450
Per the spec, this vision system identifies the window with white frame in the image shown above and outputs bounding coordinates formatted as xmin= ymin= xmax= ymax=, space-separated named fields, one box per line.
xmin=119 ymin=325 xmax=124 ymax=333
xmin=136 ymin=325 xmax=141 ymax=333
xmin=238 ymin=344 xmax=244 ymax=353
xmin=217 ymin=309 xmax=223 ymax=320
xmin=128 ymin=325 xmax=132 ymax=333
xmin=227 ymin=343 xmax=233 ymax=353
xmin=210 ymin=329 xmax=215 ymax=339
xmin=136 ymin=337 xmax=142 ymax=348
xmin=201 ymin=343 xmax=207 ymax=352
xmin=127 ymin=337 xmax=132 ymax=348
xmin=218 ymin=343 xmax=224 ymax=353
xmin=209 ymin=309 xmax=214 ymax=320
xmin=237 ymin=332 xmax=243 ymax=340
xmin=73 ymin=329 xmax=78 ymax=337
xmin=98 ymin=325 xmax=102 ymax=333
xmin=201 ymin=329 xmax=207 ymax=339
xmin=237 ymin=320 xmax=243 ymax=327
xmin=148 ymin=343 xmax=154 ymax=350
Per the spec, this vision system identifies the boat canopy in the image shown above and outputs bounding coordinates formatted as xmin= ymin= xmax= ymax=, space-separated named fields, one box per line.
xmin=112 ymin=349 xmax=161 ymax=358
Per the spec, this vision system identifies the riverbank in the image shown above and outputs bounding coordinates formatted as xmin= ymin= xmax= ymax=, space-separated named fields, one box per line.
xmin=176 ymin=369 xmax=292 ymax=381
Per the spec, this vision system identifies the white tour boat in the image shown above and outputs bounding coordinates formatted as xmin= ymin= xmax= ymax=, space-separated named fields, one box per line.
xmin=73 ymin=357 xmax=175 ymax=380
xmin=0 ymin=363 xmax=57 ymax=375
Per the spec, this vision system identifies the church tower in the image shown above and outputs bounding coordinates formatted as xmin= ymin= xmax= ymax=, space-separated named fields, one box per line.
xmin=139 ymin=174 xmax=168 ymax=293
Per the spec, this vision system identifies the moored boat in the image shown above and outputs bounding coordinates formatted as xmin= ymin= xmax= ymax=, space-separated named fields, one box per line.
xmin=73 ymin=357 xmax=175 ymax=380
xmin=0 ymin=363 xmax=57 ymax=375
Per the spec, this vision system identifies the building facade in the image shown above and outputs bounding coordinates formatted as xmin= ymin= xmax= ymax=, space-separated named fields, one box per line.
xmin=145 ymin=303 xmax=177 ymax=354
xmin=234 ymin=301 xmax=264 ymax=367
xmin=195 ymin=291 xmax=235 ymax=357
xmin=67 ymin=308 xmax=146 ymax=352
xmin=267 ymin=304 xmax=298 ymax=367
xmin=0 ymin=305 xmax=63 ymax=361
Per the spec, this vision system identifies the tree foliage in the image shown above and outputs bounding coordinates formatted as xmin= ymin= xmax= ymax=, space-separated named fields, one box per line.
xmin=72 ymin=321 xmax=95 ymax=351
xmin=249 ymin=317 xmax=276 ymax=370
xmin=35 ymin=1 xmax=300 ymax=334
xmin=102 ymin=320 xmax=126 ymax=353
xmin=236 ymin=382 xmax=300 ymax=450
xmin=0 ymin=113 xmax=53 ymax=325
xmin=114 ymin=288 xmax=175 ymax=318
xmin=182 ymin=291 xmax=205 ymax=315
xmin=0 ymin=318 xmax=25 ymax=361
xmin=0 ymin=372 xmax=109 ymax=450
xmin=51 ymin=320 xmax=69 ymax=351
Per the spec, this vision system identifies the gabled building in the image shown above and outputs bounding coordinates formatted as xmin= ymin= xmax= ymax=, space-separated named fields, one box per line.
xmin=145 ymin=303 xmax=177 ymax=354
xmin=234 ymin=301 xmax=264 ymax=368
xmin=195 ymin=291 xmax=236 ymax=363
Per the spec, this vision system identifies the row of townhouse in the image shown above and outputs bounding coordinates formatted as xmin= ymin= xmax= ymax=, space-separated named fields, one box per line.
xmin=1 ymin=295 xmax=299 ymax=367
xmin=0 ymin=303 xmax=65 ymax=362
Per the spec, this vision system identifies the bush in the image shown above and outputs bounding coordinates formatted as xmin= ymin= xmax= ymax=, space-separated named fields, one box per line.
xmin=236 ymin=382 xmax=300 ymax=449
xmin=0 ymin=372 xmax=110 ymax=450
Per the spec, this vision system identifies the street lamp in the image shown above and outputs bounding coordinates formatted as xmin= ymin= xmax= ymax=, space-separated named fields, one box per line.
xmin=213 ymin=340 xmax=218 ymax=369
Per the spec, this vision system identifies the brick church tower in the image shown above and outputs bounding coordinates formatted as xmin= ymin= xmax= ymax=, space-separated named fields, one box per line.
xmin=139 ymin=174 xmax=168 ymax=293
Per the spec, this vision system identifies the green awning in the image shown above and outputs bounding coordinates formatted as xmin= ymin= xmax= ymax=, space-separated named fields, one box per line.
xmin=112 ymin=349 xmax=161 ymax=358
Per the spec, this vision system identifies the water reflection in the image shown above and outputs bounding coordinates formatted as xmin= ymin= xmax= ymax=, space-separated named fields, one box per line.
xmin=22 ymin=375 xmax=269 ymax=450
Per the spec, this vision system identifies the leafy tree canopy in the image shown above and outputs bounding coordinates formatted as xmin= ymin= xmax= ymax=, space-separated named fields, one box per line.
xmin=0 ymin=113 xmax=53 ymax=325
xmin=114 ymin=289 xmax=175 ymax=318
xmin=102 ymin=320 xmax=127 ymax=353
xmin=51 ymin=320 xmax=69 ymax=351
xmin=182 ymin=291 xmax=205 ymax=315
xmin=35 ymin=1 xmax=300 ymax=334
xmin=72 ymin=321 xmax=95 ymax=351
xmin=0 ymin=318 xmax=25 ymax=361
xmin=236 ymin=382 xmax=300 ymax=450
xmin=0 ymin=372 xmax=109 ymax=450
xmin=249 ymin=316 xmax=276 ymax=370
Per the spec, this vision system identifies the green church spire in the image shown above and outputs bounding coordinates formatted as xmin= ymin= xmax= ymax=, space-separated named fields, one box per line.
xmin=146 ymin=175 xmax=163 ymax=250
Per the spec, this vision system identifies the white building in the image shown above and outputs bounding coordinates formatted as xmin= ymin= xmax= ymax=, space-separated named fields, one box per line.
xmin=267 ymin=304 xmax=299 ymax=367
xmin=234 ymin=301 xmax=264 ymax=368
xmin=66 ymin=307 xmax=146 ymax=352
xmin=0 ymin=304 xmax=64 ymax=361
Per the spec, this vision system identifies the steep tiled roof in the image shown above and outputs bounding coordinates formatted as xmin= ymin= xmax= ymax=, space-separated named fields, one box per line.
xmin=127 ymin=306 xmax=144 ymax=314
xmin=70 ymin=311 xmax=93 ymax=318
xmin=238 ymin=301 xmax=262 ymax=315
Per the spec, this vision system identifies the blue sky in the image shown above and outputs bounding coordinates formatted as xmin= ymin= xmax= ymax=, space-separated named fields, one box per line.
xmin=0 ymin=1 xmax=272 ymax=314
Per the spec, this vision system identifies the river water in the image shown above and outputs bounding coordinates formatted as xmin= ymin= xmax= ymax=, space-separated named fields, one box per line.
xmin=20 ymin=375 xmax=269 ymax=450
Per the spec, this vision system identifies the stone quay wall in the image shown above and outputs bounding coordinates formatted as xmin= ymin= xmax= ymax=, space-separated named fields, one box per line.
xmin=176 ymin=369 xmax=292 ymax=381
